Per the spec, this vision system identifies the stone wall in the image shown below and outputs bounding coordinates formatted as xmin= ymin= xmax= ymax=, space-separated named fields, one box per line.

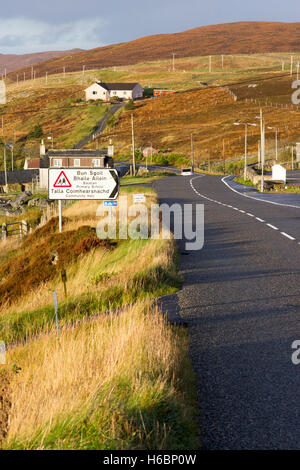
xmin=0 ymin=170 xmax=39 ymax=186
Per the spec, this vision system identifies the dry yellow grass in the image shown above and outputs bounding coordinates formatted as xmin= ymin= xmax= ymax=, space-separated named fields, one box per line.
xmin=3 ymin=301 xmax=194 ymax=449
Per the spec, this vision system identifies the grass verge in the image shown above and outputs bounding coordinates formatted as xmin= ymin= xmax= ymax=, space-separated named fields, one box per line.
xmin=2 ymin=303 xmax=198 ymax=450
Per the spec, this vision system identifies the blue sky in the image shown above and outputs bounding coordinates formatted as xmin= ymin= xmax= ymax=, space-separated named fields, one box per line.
xmin=0 ymin=0 xmax=299 ymax=54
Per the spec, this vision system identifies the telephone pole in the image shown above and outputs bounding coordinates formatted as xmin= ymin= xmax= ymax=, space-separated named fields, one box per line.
xmin=3 ymin=145 xmax=7 ymax=189
xmin=131 ymin=114 xmax=136 ymax=176
xmin=260 ymin=108 xmax=265 ymax=192
xmin=191 ymin=133 xmax=194 ymax=172
xmin=172 ymin=53 xmax=175 ymax=71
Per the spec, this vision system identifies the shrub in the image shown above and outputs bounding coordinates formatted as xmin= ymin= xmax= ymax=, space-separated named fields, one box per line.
xmin=27 ymin=124 xmax=43 ymax=140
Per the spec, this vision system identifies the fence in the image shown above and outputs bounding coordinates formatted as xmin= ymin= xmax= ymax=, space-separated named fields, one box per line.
xmin=1 ymin=220 xmax=29 ymax=241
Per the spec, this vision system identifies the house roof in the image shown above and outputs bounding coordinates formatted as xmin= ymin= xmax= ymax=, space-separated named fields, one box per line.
xmin=27 ymin=158 xmax=41 ymax=169
xmin=48 ymin=149 xmax=107 ymax=158
xmin=101 ymin=82 xmax=140 ymax=91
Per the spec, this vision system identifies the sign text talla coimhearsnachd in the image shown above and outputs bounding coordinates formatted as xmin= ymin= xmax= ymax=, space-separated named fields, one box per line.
xmin=48 ymin=168 xmax=119 ymax=200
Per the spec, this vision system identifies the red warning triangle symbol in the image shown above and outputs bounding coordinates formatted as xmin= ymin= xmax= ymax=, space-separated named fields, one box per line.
xmin=53 ymin=171 xmax=72 ymax=188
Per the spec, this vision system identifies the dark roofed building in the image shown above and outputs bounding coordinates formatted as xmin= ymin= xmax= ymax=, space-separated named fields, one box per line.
xmin=85 ymin=81 xmax=143 ymax=101
xmin=47 ymin=149 xmax=114 ymax=169
xmin=25 ymin=149 xmax=114 ymax=170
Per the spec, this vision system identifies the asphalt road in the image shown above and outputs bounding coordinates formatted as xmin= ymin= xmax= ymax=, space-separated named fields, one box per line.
xmin=154 ymin=174 xmax=300 ymax=450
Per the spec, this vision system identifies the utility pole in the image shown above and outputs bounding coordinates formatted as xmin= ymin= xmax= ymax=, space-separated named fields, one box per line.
xmin=172 ymin=53 xmax=175 ymax=71
xmin=221 ymin=54 xmax=224 ymax=69
xmin=244 ymin=124 xmax=248 ymax=180
xmin=260 ymin=108 xmax=265 ymax=192
xmin=131 ymin=114 xmax=136 ymax=176
xmin=10 ymin=144 xmax=14 ymax=171
xmin=3 ymin=145 xmax=7 ymax=189
xmin=209 ymin=55 xmax=212 ymax=73
xmin=281 ymin=60 xmax=285 ymax=71
xmin=191 ymin=133 xmax=194 ymax=172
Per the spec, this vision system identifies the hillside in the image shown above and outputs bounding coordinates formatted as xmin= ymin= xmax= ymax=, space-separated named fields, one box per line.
xmin=7 ymin=22 xmax=300 ymax=80
xmin=0 ymin=49 xmax=82 ymax=74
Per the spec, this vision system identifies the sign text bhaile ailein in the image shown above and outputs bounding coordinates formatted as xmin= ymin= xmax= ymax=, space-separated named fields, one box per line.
xmin=48 ymin=168 xmax=119 ymax=200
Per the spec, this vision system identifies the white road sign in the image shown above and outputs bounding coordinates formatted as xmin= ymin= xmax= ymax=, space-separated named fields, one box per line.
xmin=133 ymin=193 xmax=146 ymax=203
xmin=48 ymin=168 xmax=119 ymax=200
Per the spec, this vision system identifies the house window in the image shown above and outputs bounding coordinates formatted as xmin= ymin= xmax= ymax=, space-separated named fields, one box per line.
xmin=73 ymin=159 xmax=81 ymax=167
xmin=53 ymin=159 xmax=62 ymax=167
xmin=93 ymin=91 xmax=97 ymax=95
xmin=92 ymin=159 xmax=101 ymax=168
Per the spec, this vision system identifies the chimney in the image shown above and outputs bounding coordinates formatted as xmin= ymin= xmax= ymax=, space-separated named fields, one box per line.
xmin=40 ymin=139 xmax=46 ymax=157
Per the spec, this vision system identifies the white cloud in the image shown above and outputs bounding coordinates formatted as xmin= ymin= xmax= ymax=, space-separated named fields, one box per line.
xmin=0 ymin=17 xmax=107 ymax=53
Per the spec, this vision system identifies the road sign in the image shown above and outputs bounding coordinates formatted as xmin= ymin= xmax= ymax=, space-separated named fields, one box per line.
xmin=272 ymin=164 xmax=286 ymax=184
xmin=133 ymin=193 xmax=146 ymax=203
xmin=48 ymin=168 xmax=119 ymax=200
xmin=104 ymin=200 xmax=118 ymax=207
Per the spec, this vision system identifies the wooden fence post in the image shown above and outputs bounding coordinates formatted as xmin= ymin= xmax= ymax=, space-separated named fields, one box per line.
xmin=22 ymin=220 xmax=28 ymax=237
xmin=1 ymin=223 xmax=7 ymax=241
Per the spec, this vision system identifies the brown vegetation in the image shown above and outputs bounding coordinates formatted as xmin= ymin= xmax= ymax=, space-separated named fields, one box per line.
xmin=8 ymin=22 xmax=300 ymax=79
xmin=0 ymin=217 xmax=112 ymax=307
xmin=0 ymin=49 xmax=82 ymax=74
xmin=100 ymin=79 xmax=300 ymax=162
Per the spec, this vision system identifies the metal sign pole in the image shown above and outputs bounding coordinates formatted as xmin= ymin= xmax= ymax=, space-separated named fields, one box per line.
xmin=58 ymin=199 xmax=62 ymax=233
xmin=52 ymin=290 xmax=59 ymax=337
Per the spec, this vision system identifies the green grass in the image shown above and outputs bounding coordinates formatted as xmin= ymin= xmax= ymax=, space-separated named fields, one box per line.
xmin=120 ymin=171 xmax=176 ymax=185
xmin=60 ymin=104 xmax=108 ymax=147
xmin=268 ymin=184 xmax=300 ymax=193
xmin=234 ymin=176 xmax=256 ymax=187
xmin=0 ymin=244 xmax=181 ymax=345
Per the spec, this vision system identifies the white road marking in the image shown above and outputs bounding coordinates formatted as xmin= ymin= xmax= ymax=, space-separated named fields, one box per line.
xmin=190 ymin=175 xmax=298 ymax=243
xmin=222 ymin=175 xmax=300 ymax=210
xmin=281 ymin=232 xmax=295 ymax=240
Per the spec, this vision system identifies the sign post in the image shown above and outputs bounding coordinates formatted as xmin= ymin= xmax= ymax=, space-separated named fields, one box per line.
xmin=58 ymin=199 xmax=62 ymax=233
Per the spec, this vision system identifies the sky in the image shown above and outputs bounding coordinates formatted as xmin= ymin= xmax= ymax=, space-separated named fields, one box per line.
xmin=0 ymin=0 xmax=299 ymax=54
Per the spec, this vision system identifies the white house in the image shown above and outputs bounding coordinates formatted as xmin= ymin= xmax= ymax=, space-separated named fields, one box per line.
xmin=85 ymin=81 xmax=143 ymax=101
